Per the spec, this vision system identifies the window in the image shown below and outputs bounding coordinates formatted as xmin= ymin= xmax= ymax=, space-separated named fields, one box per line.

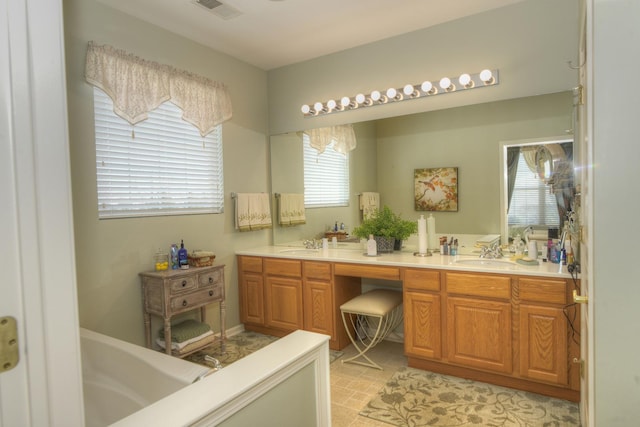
xmin=508 ymin=152 xmax=559 ymax=227
xmin=303 ymin=133 xmax=350 ymax=207
xmin=93 ymin=87 xmax=224 ymax=219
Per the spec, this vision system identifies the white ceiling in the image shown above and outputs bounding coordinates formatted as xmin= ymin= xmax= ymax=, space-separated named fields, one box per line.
xmin=99 ymin=0 xmax=525 ymax=70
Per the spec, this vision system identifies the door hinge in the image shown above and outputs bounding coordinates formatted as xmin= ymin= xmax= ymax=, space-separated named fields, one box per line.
xmin=0 ymin=317 xmax=19 ymax=373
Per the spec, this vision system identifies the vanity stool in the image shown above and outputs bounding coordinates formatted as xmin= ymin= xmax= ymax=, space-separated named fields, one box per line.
xmin=340 ymin=289 xmax=403 ymax=370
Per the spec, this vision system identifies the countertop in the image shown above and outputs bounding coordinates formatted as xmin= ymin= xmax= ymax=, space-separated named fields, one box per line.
xmin=235 ymin=245 xmax=573 ymax=279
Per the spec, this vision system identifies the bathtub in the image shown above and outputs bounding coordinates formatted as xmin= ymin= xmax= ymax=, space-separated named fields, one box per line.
xmin=80 ymin=328 xmax=209 ymax=427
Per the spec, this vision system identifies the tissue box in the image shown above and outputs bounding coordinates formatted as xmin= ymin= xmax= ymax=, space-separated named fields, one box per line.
xmin=187 ymin=251 xmax=216 ymax=267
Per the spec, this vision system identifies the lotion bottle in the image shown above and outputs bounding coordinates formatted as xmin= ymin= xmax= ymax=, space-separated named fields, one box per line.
xmin=367 ymin=234 xmax=377 ymax=256
xmin=178 ymin=239 xmax=189 ymax=269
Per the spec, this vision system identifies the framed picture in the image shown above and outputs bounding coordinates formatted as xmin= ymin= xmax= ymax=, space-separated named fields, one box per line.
xmin=414 ymin=167 xmax=458 ymax=211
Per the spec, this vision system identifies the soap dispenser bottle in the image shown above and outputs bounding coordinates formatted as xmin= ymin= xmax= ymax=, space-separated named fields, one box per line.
xmin=178 ymin=240 xmax=189 ymax=269
xmin=367 ymin=235 xmax=377 ymax=256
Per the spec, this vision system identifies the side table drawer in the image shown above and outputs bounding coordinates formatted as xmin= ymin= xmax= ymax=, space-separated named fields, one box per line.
xmin=198 ymin=268 xmax=223 ymax=288
xmin=169 ymin=276 xmax=197 ymax=294
xmin=170 ymin=287 xmax=219 ymax=311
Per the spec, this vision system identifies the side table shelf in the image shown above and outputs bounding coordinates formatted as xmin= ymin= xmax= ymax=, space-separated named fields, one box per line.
xmin=139 ymin=264 xmax=226 ymax=357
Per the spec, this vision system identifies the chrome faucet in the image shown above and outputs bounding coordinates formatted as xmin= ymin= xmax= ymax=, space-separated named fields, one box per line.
xmin=479 ymin=243 xmax=503 ymax=259
xmin=193 ymin=356 xmax=222 ymax=383
xmin=303 ymin=239 xmax=321 ymax=249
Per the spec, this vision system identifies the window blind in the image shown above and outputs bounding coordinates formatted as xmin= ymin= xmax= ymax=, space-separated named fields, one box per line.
xmin=508 ymin=152 xmax=559 ymax=227
xmin=93 ymin=87 xmax=224 ymax=219
xmin=303 ymin=134 xmax=350 ymax=207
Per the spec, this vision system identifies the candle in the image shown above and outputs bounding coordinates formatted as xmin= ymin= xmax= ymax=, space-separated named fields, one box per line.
xmin=427 ymin=214 xmax=437 ymax=250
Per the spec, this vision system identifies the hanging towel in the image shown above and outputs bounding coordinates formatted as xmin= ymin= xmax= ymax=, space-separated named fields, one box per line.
xmin=359 ymin=192 xmax=380 ymax=220
xmin=234 ymin=193 xmax=273 ymax=231
xmin=278 ymin=193 xmax=306 ymax=226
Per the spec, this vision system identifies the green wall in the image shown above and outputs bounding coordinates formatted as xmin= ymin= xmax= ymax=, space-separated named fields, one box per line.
xmin=64 ymin=0 xmax=271 ymax=345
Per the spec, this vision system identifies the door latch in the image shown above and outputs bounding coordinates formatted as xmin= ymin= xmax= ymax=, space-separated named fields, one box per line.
xmin=573 ymin=290 xmax=588 ymax=304
xmin=0 ymin=317 xmax=19 ymax=373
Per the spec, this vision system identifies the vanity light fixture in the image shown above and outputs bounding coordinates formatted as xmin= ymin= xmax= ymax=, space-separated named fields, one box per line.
xmin=301 ymin=68 xmax=499 ymax=117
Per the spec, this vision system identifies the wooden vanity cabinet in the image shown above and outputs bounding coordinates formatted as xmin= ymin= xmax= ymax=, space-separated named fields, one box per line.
xmin=238 ymin=256 xmax=264 ymax=326
xmin=517 ymin=277 xmax=573 ymax=386
xmin=403 ymin=269 xmax=442 ymax=360
xmin=264 ymin=258 xmax=304 ymax=332
xmin=302 ymin=261 xmax=333 ymax=337
xmin=445 ymin=272 xmax=513 ymax=374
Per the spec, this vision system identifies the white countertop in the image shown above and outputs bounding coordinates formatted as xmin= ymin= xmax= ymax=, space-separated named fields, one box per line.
xmin=236 ymin=245 xmax=573 ymax=279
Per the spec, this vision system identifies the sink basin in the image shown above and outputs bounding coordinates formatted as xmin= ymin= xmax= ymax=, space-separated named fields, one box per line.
xmin=278 ymin=249 xmax=319 ymax=255
xmin=454 ymin=259 xmax=513 ymax=267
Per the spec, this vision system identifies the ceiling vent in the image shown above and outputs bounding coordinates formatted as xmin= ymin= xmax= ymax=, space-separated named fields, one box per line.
xmin=194 ymin=0 xmax=242 ymax=20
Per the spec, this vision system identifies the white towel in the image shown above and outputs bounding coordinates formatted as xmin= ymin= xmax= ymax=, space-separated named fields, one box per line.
xmin=278 ymin=193 xmax=306 ymax=226
xmin=235 ymin=193 xmax=273 ymax=231
xmin=359 ymin=192 xmax=380 ymax=220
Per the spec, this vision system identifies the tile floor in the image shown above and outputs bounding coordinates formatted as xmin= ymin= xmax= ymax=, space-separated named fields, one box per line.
xmin=330 ymin=339 xmax=407 ymax=427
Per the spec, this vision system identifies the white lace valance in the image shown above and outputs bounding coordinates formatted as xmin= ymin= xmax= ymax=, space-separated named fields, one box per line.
xmin=85 ymin=42 xmax=232 ymax=137
xmin=306 ymin=124 xmax=357 ymax=154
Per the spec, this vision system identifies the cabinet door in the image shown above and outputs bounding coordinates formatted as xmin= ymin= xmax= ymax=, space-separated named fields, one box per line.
xmin=303 ymin=279 xmax=333 ymax=337
xmin=240 ymin=272 xmax=264 ymax=325
xmin=519 ymin=304 xmax=568 ymax=385
xmin=265 ymin=276 xmax=303 ymax=331
xmin=446 ymin=296 xmax=512 ymax=374
xmin=404 ymin=291 xmax=442 ymax=359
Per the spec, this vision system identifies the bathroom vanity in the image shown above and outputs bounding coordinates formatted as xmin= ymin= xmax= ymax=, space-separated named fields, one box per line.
xmin=236 ymin=247 xmax=580 ymax=401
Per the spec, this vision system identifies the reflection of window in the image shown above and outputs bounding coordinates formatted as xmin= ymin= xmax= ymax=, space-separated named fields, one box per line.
xmin=303 ymin=133 xmax=349 ymax=207
xmin=508 ymin=152 xmax=559 ymax=227
xmin=93 ymin=88 xmax=224 ymax=219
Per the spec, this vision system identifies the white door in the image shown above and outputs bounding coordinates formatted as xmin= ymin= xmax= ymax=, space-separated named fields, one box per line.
xmin=0 ymin=0 xmax=84 ymax=425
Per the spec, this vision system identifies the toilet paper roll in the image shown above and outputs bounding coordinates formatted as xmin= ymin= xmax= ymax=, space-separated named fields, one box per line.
xmin=418 ymin=216 xmax=427 ymax=254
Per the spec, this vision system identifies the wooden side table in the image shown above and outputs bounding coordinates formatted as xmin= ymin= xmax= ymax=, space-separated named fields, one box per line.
xmin=139 ymin=264 xmax=226 ymax=356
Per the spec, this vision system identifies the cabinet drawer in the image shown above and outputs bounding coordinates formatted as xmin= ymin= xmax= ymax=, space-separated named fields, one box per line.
xmin=170 ymin=288 xmax=218 ymax=311
xmin=404 ymin=269 xmax=440 ymax=291
xmin=334 ymin=263 xmax=400 ymax=280
xmin=265 ymin=258 xmax=302 ymax=277
xmin=519 ymin=278 xmax=567 ymax=305
xmin=198 ymin=268 xmax=223 ymax=288
xmin=240 ymin=256 xmax=263 ymax=273
xmin=446 ymin=272 xmax=511 ymax=300
xmin=169 ymin=276 xmax=197 ymax=294
xmin=304 ymin=261 xmax=331 ymax=281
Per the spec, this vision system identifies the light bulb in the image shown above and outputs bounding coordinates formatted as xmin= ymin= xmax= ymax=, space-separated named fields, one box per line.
xmin=340 ymin=96 xmax=351 ymax=108
xmin=313 ymin=102 xmax=324 ymax=113
xmin=480 ymin=69 xmax=494 ymax=84
xmin=301 ymin=104 xmax=311 ymax=114
xmin=327 ymin=99 xmax=337 ymax=110
xmin=355 ymin=93 xmax=366 ymax=104
xmin=386 ymin=87 xmax=397 ymax=98
xmin=421 ymin=81 xmax=436 ymax=95
xmin=439 ymin=77 xmax=453 ymax=91
xmin=370 ymin=90 xmax=381 ymax=102
xmin=403 ymin=84 xmax=418 ymax=97
xmin=458 ymin=73 xmax=473 ymax=88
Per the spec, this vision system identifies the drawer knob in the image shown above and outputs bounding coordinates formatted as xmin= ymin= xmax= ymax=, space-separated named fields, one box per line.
xmin=209 ymin=290 xmax=214 ymax=296
xmin=208 ymin=277 xmax=213 ymax=284
xmin=181 ymin=280 xmax=187 ymax=287
xmin=182 ymin=300 xmax=188 ymax=306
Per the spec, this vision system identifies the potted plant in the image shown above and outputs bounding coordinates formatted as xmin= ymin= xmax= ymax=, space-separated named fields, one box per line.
xmin=352 ymin=205 xmax=417 ymax=252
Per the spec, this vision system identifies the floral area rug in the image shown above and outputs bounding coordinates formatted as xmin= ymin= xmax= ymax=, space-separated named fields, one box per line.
xmin=185 ymin=331 xmax=343 ymax=368
xmin=360 ymin=367 xmax=581 ymax=427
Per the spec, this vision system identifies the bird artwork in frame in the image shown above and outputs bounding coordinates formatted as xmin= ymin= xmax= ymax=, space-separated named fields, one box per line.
xmin=414 ymin=167 xmax=458 ymax=212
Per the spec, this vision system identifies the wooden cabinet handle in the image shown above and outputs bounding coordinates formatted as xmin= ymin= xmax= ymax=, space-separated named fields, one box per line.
xmin=209 ymin=290 xmax=214 ymax=297
xmin=182 ymin=300 xmax=187 ymax=306
xmin=208 ymin=277 xmax=213 ymax=284
xmin=181 ymin=280 xmax=187 ymax=287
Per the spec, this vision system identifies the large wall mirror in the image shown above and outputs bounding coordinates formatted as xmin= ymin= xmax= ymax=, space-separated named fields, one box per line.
xmin=499 ymin=136 xmax=575 ymax=245
xmin=270 ymin=92 xmax=576 ymax=247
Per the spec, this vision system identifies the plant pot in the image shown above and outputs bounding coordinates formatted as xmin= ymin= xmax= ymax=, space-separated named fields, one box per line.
xmin=393 ymin=239 xmax=403 ymax=251
xmin=374 ymin=236 xmax=396 ymax=253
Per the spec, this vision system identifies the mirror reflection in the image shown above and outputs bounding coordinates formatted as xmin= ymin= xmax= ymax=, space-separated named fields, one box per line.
xmin=271 ymin=91 xmax=576 ymax=248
